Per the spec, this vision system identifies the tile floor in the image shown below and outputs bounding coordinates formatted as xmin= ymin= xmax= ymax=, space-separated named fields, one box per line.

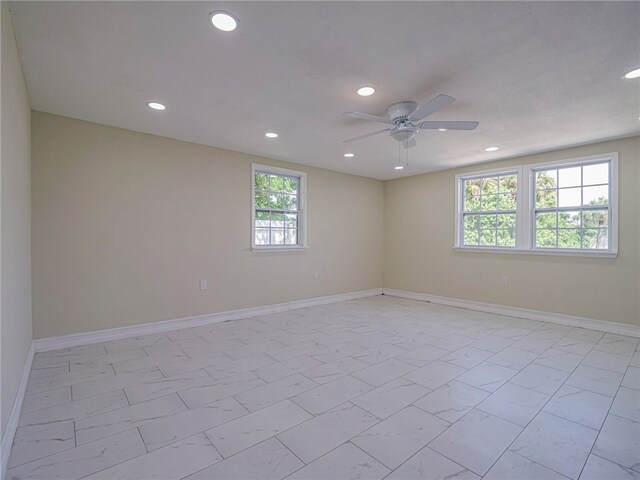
xmin=6 ymin=295 xmax=640 ymax=480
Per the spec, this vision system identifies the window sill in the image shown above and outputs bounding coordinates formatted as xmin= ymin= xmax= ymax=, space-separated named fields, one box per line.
xmin=251 ymin=245 xmax=309 ymax=253
xmin=453 ymin=246 xmax=617 ymax=258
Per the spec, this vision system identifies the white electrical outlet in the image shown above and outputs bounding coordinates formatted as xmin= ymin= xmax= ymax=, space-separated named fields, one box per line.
xmin=200 ymin=279 xmax=208 ymax=290
xmin=500 ymin=276 xmax=508 ymax=286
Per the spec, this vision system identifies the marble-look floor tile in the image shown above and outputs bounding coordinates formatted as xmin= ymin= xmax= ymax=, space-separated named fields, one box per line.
xmin=429 ymin=409 xmax=522 ymax=476
xmin=8 ymin=422 xmax=76 ymax=468
xmin=6 ymin=429 xmax=146 ymax=480
xmin=510 ymin=411 xmax=598 ymax=479
xmin=484 ymin=451 xmax=568 ymax=479
xmin=510 ymin=364 xmax=569 ymax=395
xmin=396 ymin=345 xmax=450 ymax=367
xmin=535 ymin=348 xmax=584 ymax=373
xmin=582 ymin=350 xmax=632 ymax=374
xmin=385 ymin=446 xmax=479 ymax=480
xmin=267 ymin=340 xmax=326 ymax=362
xmin=252 ymin=355 xmax=323 ymax=383
xmin=543 ymin=385 xmax=613 ymax=429
xmin=26 ymin=365 xmax=114 ymax=395
xmin=206 ymin=399 xmax=312 ymax=458
xmin=456 ymin=362 xmax=519 ymax=392
xmin=353 ymin=344 xmax=407 ymax=365
xmin=477 ymin=383 xmax=549 ymax=427
xmin=414 ymin=380 xmax=489 ymax=423
xmin=278 ymin=403 xmax=379 ymax=464
xmin=206 ymin=353 xmax=278 ymax=381
xmin=611 ymin=386 xmax=640 ymax=423
xmin=469 ymin=335 xmax=514 ymax=354
xmin=351 ymin=358 xmax=416 ymax=387
xmin=291 ymin=375 xmax=372 ymax=414
xmin=83 ymin=433 xmax=221 ymax=480
xmin=111 ymin=349 xmax=190 ymax=374
xmin=352 ymin=378 xmax=429 ymax=419
xmin=592 ymin=414 xmax=640 ymax=472
xmin=184 ymin=438 xmax=303 ymax=480
xmin=302 ymin=356 xmax=369 ymax=385
xmin=287 ymin=442 xmax=390 ymax=480
xmin=234 ymin=374 xmax=317 ymax=412
xmin=18 ymin=389 xmax=128 ymax=432
xmin=179 ymin=372 xmax=266 ymax=409
xmin=139 ymin=396 xmax=248 ymax=451
xmin=553 ymin=337 xmax=596 ymax=356
xmin=352 ymin=406 xmax=449 ymax=469
xmin=565 ymin=365 xmax=623 ymax=397
xmin=21 ymin=387 xmax=71 ymax=414
xmin=403 ymin=360 xmax=466 ymax=390
xmin=311 ymin=342 xmax=367 ymax=363
xmin=441 ymin=346 xmax=494 ymax=369
xmin=622 ymin=366 xmax=640 ymax=390
xmin=580 ymin=454 xmax=640 ymax=480
xmin=72 ymin=368 xmax=163 ymax=400
xmin=124 ymin=368 xmax=215 ymax=404
xmin=483 ymin=347 xmax=538 ymax=371
xmin=68 ymin=349 xmax=149 ymax=371
xmin=75 ymin=393 xmax=186 ymax=445
xmin=157 ymin=351 xmax=233 ymax=377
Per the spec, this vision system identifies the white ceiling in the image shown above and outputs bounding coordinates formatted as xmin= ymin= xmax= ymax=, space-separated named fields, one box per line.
xmin=10 ymin=1 xmax=640 ymax=180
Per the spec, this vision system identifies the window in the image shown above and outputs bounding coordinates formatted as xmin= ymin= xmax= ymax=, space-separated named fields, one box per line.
xmin=252 ymin=164 xmax=307 ymax=250
xmin=455 ymin=153 xmax=618 ymax=257
xmin=460 ymin=171 xmax=518 ymax=248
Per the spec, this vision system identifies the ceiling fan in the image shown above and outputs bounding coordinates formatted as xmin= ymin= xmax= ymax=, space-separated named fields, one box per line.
xmin=343 ymin=94 xmax=478 ymax=149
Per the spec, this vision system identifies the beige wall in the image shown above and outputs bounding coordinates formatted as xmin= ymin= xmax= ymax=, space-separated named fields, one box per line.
xmin=1 ymin=2 xmax=32 ymax=437
xmin=384 ymin=136 xmax=640 ymax=326
xmin=31 ymin=112 xmax=384 ymax=338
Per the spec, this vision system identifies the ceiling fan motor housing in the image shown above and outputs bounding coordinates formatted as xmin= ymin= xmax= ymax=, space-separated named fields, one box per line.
xmin=387 ymin=101 xmax=418 ymax=123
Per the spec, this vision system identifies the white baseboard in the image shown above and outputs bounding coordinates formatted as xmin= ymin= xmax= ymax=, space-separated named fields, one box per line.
xmin=33 ymin=288 xmax=383 ymax=353
xmin=1 ymin=342 xmax=34 ymax=479
xmin=383 ymin=288 xmax=640 ymax=338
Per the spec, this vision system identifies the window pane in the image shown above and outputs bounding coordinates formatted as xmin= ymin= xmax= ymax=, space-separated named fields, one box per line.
xmin=583 ymin=185 xmax=608 ymax=206
xmin=536 ymin=229 xmax=557 ymax=248
xmin=558 ymin=210 xmax=581 ymax=228
xmin=285 ymin=229 xmax=297 ymax=245
xmin=558 ymin=229 xmax=582 ymax=248
xmin=270 ymin=229 xmax=285 ymax=245
xmin=558 ymin=187 xmax=581 ymax=207
xmin=269 ymin=192 xmax=284 ymax=209
xmin=255 ymin=228 xmax=269 ymax=245
xmin=464 ymin=214 xmax=479 ymax=231
xmin=282 ymin=177 xmax=298 ymax=194
xmin=536 ymin=170 xmax=557 ymax=190
xmin=481 ymin=177 xmax=499 ymax=194
xmin=499 ymin=175 xmax=517 ymax=193
xmin=583 ymin=163 xmax=608 ymax=186
xmin=255 ymin=173 xmax=269 ymax=191
xmin=269 ymin=175 xmax=284 ymax=192
xmin=582 ymin=210 xmax=608 ymax=229
xmin=558 ymin=167 xmax=581 ymax=188
xmin=498 ymin=193 xmax=517 ymax=210
xmin=464 ymin=178 xmax=481 ymax=197
xmin=536 ymin=212 xmax=557 ymax=229
xmin=283 ymin=194 xmax=298 ymax=211
xmin=270 ymin=212 xmax=284 ymax=228
xmin=285 ymin=213 xmax=298 ymax=228
xmin=536 ymin=189 xmax=557 ymax=208
xmin=464 ymin=228 xmax=479 ymax=246
xmin=255 ymin=191 xmax=269 ymax=208
xmin=582 ymin=229 xmax=608 ymax=249
xmin=255 ymin=211 xmax=270 ymax=227
xmin=481 ymin=194 xmax=498 ymax=211
xmin=497 ymin=230 xmax=515 ymax=247
xmin=465 ymin=195 xmax=481 ymax=212
xmin=497 ymin=213 xmax=516 ymax=230
xmin=479 ymin=230 xmax=496 ymax=246
xmin=480 ymin=215 xmax=497 ymax=229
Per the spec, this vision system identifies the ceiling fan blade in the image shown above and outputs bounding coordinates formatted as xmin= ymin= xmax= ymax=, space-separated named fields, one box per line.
xmin=402 ymin=137 xmax=417 ymax=149
xmin=419 ymin=120 xmax=479 ymax=131
xmin=344 ymin=112 xmax=393 ymax=124
xmin=409 ymin=94 xmax=456 ymax=121
xmin=342 ymin=128 xmax=390 ymax=143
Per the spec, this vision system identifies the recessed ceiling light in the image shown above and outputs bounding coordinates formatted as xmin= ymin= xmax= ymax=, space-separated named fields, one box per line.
xmin=438 ymin=128 xmax=447 ymax=132
xmin=484 ymin=146 xmax=499 ymax=152
xmin=209 ymin=11 xmax=238 ymax=32
xmin=394 ymin=165 xmax=404 ymax=170
xmin=623 ymin=68 xmax=640 ymax=79
xmin=344 ymin=153 xmax=354 ymax=158
xmin=148 ymin=102 xmax=166 ymax=110
xmin=357 ymin=86 xmax=375 ymax=97
xmin=265 ymin=132 xmax=278 ymax=138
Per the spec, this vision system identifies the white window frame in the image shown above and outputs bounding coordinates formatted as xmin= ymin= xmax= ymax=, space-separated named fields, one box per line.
xmin=251 ymin=163 xmax=308 ymax=252
xmin=454 ymin=153 xmax=618 ymax=258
